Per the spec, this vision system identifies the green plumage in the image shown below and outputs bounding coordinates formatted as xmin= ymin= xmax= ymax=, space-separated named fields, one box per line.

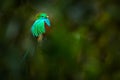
xmin=31 ymin=19 xmax=45 ymax=37
xmin=31 ymin=13 xmax=51 ymax=37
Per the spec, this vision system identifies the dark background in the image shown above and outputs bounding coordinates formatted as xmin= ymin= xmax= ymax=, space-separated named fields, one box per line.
xmin=0 ymin=0 xmax=120 ymax=80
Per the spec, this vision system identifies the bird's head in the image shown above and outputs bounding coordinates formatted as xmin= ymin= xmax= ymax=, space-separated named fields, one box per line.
xmin=37 ymin=13 xmax=51 ymax=27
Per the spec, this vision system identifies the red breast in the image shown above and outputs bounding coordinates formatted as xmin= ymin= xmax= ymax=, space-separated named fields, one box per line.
xmin=43 ymin=22 xmax=51 ymax=37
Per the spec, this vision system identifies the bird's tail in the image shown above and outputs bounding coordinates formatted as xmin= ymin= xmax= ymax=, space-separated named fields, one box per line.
xmin=37 ymin=34 xmax=43 ymax=42
xmin=21 ymin=45 xmax=36 ymax=63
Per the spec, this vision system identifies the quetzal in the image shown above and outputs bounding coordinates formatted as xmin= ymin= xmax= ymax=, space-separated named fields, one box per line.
xmin=21 ymin=13 xmax=51 ymax=63
xmin=31 ymin=13 xmax=51 ymax=42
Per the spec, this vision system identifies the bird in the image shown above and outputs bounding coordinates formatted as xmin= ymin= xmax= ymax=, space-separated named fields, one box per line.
xmin=21 ymin=13 xmax=51 ymax=63
xmin=31 ymin=13 xmax=51 ymax=42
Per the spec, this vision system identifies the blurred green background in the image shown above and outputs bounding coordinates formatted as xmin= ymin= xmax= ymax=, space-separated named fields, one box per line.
xmin=0 ymin=0 xmax=120 ymax=80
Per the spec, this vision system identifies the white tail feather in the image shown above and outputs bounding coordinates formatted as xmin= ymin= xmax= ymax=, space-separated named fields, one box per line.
xmin=37 ymin=35 xmax=43 ymax=42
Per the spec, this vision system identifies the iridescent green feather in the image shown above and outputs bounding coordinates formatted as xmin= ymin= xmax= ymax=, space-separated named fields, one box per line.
xmin=31 ymin=13 xmax=50 ymax=37
xmin=31 ymin=19 xmax=45 ymax=37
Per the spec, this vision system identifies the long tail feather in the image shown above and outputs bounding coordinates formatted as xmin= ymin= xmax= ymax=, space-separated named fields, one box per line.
xmin=21 ymin=34 xmax=43 ymax=63
xmin=21 ymin=43 xmax=37 ymax=63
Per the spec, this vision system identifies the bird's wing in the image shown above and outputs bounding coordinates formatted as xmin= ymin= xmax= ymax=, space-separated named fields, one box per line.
xmin=31 ymin=19 xmax=45 ymax=37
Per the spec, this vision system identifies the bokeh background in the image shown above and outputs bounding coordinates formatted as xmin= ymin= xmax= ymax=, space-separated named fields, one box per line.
xmin=0 ymin=0 xmax=120 ymax=80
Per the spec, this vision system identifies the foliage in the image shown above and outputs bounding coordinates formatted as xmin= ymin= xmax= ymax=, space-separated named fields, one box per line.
xmin=0 ymin=0 xmax=120 ymax=80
